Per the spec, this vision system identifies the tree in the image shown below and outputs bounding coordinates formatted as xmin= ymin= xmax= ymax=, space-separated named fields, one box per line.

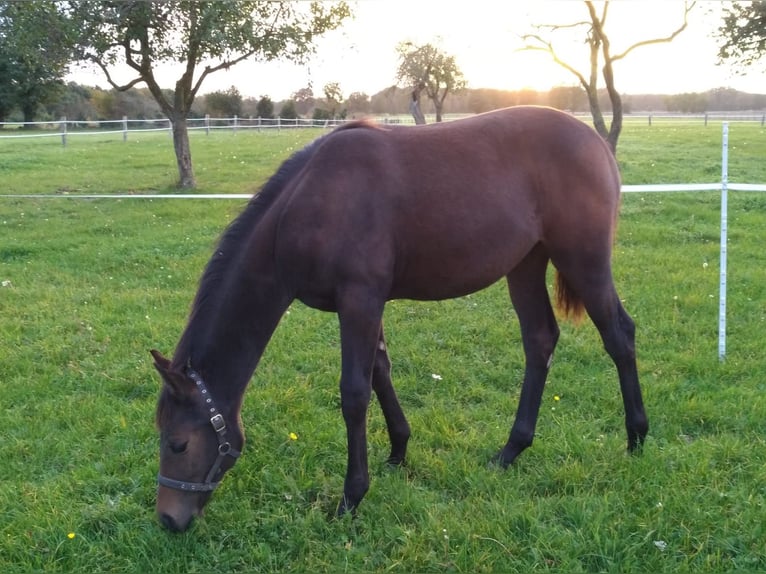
xmin=278 ymin=99 xmax=298 ymax=120
xmin=205 ymin=86 xmax=243 ymax=118
xmin=664 ymin=92 xmax=708 ymax=113
xmin=0 ymin=1 xmax=74 ymax=124
xmin=522 ymin=1 xmax=694 ymax=153
xmin=48 ymin=82 xmax=97 ymax=123
xmin=255 ymin=95 xmax=274 ymax=119
xmin=291 ymin=86 xmax=315 ymax=117
xmin=345 ymin=91 xmax=370 ymax=116
xmin=717 ymin=1 xmax=766 ymax=70
xmin=68 ymin=1 xmax=350 ymax=188
xmin=319 ymin=81 xmax=343 ymax=119
xmin=396 ymin=41 xmax=466 ymax=123
xmin=547 ymin=85 xmax=588 ymax=112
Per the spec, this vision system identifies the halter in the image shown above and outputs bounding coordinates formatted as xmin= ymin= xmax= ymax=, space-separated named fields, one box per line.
xmin=157 ymin=368 xmax=241 ymax=493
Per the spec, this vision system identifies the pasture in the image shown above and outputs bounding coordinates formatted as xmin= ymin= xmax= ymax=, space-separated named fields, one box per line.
xmin=1 ymin=120 xmax=765 ymax=572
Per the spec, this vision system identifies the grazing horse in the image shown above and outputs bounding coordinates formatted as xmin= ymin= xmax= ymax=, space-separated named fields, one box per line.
xmin=151 ymin=106 xmax=648 ymax=532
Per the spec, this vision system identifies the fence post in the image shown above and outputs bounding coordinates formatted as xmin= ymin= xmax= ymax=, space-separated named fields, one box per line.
xmin=60 ymin=116 xmax=67 ymax=147
xmin=762 ymin=113 xmax=765 ymax=127
xmin=277 ymin=116 xmax=281 ymax=133
xmin=704 ymin=113 xmax=709 ymax=127
xmin=718 ymin=122 xmax=729 ymax=361
xmin=233 ymin=115 xmax=238 ymax=134
xmin=122 ymin=116 xmax=128 ymax=142
xmin=205 ymin=114 xmax=210 ymax=136
xmin=648 ymin=114 xmax=652 ymax=126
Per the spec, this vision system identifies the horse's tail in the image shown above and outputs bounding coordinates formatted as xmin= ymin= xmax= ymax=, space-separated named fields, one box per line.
xmin=554 ymin=270 xmax=585 ymax=323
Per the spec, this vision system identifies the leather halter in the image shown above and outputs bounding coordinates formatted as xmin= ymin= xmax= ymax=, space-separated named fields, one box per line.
xmin=157 ymin=368 xmax=241 ymax=493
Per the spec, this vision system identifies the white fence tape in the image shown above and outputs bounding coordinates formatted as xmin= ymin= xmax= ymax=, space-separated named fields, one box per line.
xmin=3 ymin=182 xmax=765 ymax=200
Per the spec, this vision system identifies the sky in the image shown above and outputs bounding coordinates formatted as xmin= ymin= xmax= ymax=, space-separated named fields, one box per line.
xmin=66 ymin=1 xmax=764 ymax=100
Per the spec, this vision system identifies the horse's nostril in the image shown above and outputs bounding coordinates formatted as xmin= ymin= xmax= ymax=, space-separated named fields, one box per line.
xmin=159 ymin=513 xmax=189 ymax=532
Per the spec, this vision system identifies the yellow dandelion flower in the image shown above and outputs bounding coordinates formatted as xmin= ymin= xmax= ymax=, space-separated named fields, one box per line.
xmin=289 ymin=432 xmax=298 ymax=441
xmin=67 ymin=532 xmax=76 ymax=540
xmin=554 ymin=395 xmax=560 ymax=402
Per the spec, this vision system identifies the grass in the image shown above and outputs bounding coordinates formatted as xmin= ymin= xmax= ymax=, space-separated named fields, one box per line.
xmin=1 ymin=121 xmax=765 ymax=573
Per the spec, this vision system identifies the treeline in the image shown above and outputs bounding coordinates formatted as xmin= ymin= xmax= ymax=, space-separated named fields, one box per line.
xmin=3 ymin=82 xmax=765 ymax=125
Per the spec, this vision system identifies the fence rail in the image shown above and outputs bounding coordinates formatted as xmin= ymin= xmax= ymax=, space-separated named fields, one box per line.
xmin=2 ymin=123 xmax=762 ymax=361
xmin=1 ymin=111 xmax=765 ymax=143
xmin=0 ymin=116 xmax=370 ymax=143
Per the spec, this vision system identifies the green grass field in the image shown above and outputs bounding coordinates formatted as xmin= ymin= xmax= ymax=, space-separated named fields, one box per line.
xmin=1 ymin=121 xmax=765 ymax=573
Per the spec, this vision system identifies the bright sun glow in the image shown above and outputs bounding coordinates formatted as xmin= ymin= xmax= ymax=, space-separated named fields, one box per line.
xmin=68 ymin=1 xmax=760 ymax=99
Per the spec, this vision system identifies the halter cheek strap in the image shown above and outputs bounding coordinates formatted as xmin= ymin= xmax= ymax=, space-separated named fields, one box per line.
xmin=157 ymin=368 xmax=241 ymax=493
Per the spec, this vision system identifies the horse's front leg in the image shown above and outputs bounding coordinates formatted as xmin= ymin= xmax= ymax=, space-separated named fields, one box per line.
xmin=336 ymin=292 xmax=385 ymax=516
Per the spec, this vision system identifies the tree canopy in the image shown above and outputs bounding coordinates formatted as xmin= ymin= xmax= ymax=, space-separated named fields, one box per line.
xmin=205 ymin=86 xmax=243 ymax=118
xmin=0 ymin=0 xmax=74 ymax=123
xmin=67 ymin=0 xmax=350 ymax=188
xmin=718 ymin=0 xmax=766 ymax=70
xmin=396 ymin=41 xmax=466 ymax=123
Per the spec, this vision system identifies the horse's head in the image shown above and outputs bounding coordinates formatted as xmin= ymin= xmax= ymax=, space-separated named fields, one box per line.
xmin=150 ymin=350 xmax=243 ymax=532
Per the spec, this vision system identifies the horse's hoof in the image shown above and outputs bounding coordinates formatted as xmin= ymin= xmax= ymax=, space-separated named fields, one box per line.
xmin=627 ymin=427 xmax=648 ymax=454
xmin=489 ymin=452 xmax=509 ymax=469
xmin=335 ymin=495 xmax=358 ymax=518
xmin=385 ymin=455 xmax=406 ymax=467
xmin=627 ymin=438 xmax=646 ymax=455
xmin=491 ymin=445 xmax=523 ymax=469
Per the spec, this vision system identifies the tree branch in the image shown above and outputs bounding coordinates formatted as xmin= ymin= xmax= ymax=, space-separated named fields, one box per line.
xmin=190 ymin=3 xmax=287 ymax=101
xmin=610 ymin=0 xmax=695 ymax=62
xmin=520 ymin=35 xmax=589 ymax=88
xmin=190 ymin=50 xmax=257 ymax=99
xmin=87 ymin=55 xmax=145 ymax=91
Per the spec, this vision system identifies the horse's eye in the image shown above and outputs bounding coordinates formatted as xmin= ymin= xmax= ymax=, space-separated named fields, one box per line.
xmin=169 ymin=441 xmax=188 ymax=454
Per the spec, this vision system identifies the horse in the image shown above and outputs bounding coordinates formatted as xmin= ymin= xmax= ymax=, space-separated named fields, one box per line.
xmin=151 ymin=106 xmax=648 ymax=532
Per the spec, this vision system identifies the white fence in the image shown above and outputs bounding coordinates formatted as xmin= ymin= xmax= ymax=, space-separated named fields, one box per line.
xmin=0 ymin=116 xmax=375 ymax=145
xmin=1 ymin=112 xmax=765 ymax=144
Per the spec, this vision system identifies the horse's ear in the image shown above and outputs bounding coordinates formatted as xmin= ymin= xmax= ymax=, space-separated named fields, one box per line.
xmin=150 ymin=349 xmax=171 ymax=371
xmin=150 ymin=349 xmax=188 ymax=395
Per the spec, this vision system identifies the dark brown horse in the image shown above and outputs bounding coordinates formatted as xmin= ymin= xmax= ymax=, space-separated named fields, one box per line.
xmin=151 ymin=106 xmax=648 ymax=532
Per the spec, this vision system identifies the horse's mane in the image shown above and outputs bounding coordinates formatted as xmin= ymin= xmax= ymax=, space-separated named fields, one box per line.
xmin=171 ymin=122 xmax=376 ymax=369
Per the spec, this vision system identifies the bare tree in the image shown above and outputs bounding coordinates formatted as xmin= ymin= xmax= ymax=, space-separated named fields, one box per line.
xmin=522 ymin=1 xmax=694 ymax=153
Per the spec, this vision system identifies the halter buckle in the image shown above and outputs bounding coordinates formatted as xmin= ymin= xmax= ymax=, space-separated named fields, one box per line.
xmin=210 ymin=413 xmax=226 ymax=432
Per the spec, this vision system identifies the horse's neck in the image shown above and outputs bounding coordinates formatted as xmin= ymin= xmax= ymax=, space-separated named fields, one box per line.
xmin=181 ymin=270 xmax=292 ymax=407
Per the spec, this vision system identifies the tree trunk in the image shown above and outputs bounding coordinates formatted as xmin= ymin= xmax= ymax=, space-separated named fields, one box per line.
xmin=605 ymin=93 xmax=622 ymax=154
xmin=434 ymin=101 xmax=443 ymax=123
xmin=410 ymin=86 xmax=426 ymax=125
xmin=585 ymin=86 xmax=608 ymax=142
xmin=21 ymin=102 xmax=37 ymax=129
xmin=170 ymin=115 xmax=195 ymax=188
xmin=601 ymin=58 xmax=622 ymax=154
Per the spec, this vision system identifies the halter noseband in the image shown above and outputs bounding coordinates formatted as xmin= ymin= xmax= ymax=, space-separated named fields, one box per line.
xmin=157 ymin=368 xmax=241 ymax=493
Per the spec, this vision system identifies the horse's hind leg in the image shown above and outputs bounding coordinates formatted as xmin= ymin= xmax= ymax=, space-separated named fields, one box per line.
xmin=555 ymin=258 xmax=649 ymax=453
xmin=497 ymin=244 xmax=560 ymax=467
xmin=372 ymin=326 xmax=411 ymax=465
xmin=590 ymin=286 xmax=648 ymax=452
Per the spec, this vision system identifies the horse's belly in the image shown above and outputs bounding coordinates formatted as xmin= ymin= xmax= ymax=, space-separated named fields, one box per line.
xmin=390 ymin=235 xmax=536 ymax=301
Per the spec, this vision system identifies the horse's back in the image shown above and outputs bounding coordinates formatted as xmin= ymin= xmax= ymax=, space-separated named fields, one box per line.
xmin=274 ymin=107 xmax=621 ymax=305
